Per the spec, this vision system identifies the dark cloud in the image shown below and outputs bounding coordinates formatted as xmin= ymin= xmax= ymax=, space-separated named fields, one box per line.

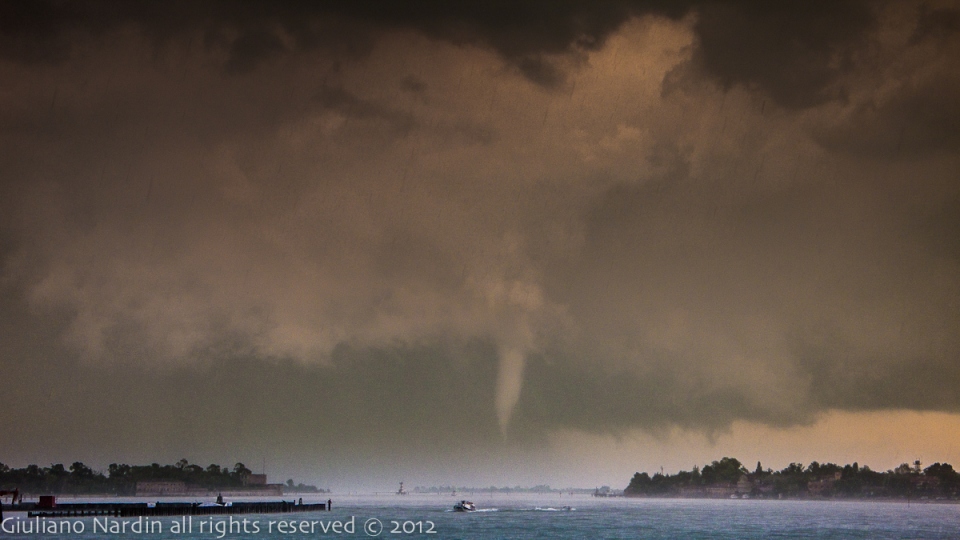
xmin=513 ymin=55 xmax=567 ymax=88
xmin=0 ymin=1 xmax=680 ymax=82
xmin=817 ymin=76 xmax=960 ymax=157
xmin=917 ymin=198 xmax=960 ymax=261
xmin=688 ymin=1 xmax=874 ymax=109
xmin=911 ymin=5 xmax=960 ymax=44
xmin=2 ymin=0 xmax=960 ymax=485
xmin=798 ymin=339 xmax=960 ymax=413
xmin=510 ymin=349 xmax=808 ymax=443
xmin=534 ymin=141 xmax=960 ymax=426
xmin=0 ymin=0 xmax=892 ymax=107
xmin=815 ymin=4 xmax=960 ymax=157
xmin=314 ymin=86 xmax=417 ymax=134
xmin=399 ymin=74 xmax=426 ymax=94
xmin=224 ymin=30 xmax=288 ymax=74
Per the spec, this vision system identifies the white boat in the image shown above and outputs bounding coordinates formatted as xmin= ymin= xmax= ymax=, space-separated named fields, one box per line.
xmin=453 ymin=500 xmax=476 ymax=512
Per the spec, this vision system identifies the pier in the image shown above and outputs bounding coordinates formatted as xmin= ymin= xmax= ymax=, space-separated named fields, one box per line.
xmin=19 ymin=501 xmax=326 ymax=518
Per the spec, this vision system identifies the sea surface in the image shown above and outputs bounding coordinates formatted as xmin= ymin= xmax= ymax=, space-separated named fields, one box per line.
xmin=4 ymin=493 xmax=960 ymax=539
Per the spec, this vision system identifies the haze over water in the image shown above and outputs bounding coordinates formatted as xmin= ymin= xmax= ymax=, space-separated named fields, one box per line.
xmin=5 ymin=495 xmax=960 ymax=539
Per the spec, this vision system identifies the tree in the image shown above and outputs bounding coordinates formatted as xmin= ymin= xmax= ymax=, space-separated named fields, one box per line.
xmin=108 ymin=463 xmax=131 ymax=479
xmin=782 ymin=463 xmax=805 ymax=475
xmin=175 ymin=459 xmax=189 ymax=470
xmin=807 ymin=462 xmax=841 ymax=477
xmin=233 ymin=463 xmax=252 ymax=477
xmin=624 ymin=472 xmax=652 ymax=495
xmin=70 ymin=462 xmax=94 ymax=479
xmin=894 ymin=463 xmax=912 ymax=475
xmin=702 ymin=457 xmax=746 ymax=485
xmin=923 ymin=462 xmax=958 ymax=483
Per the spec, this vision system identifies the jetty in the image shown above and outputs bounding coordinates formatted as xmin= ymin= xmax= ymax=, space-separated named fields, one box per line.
xmin=8 ymin=498 xmax=327 ymax=519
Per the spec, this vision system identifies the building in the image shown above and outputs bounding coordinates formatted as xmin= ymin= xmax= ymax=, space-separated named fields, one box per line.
xmin=135 ymin=476 xmax=283 ymax=497
xmin=242 ymin=474 xmax=267 ymax=486
xmin=678 ymin=486 xmax=706 ymax=497
xmin=736 ymin=475 xmax=753 ymax=495
xmin=807 ymin=473 xmax=842 ymax=497
xmin=136 ymin=481 xmax=186 ymax=496
xmin=704 ymin=484 xmax=736 ymax=498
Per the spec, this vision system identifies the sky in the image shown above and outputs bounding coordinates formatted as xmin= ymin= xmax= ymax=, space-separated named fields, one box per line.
xmin=1 ymin=0 xmax=959 ymax=491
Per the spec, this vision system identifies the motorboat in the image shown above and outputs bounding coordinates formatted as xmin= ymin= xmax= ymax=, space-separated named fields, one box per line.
xmin=453 ymin=500 xmax=476 ymax=512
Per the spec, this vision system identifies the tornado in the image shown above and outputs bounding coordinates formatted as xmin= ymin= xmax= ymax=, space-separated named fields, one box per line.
xmin=495 ymin=348 xmax=526 ymax=435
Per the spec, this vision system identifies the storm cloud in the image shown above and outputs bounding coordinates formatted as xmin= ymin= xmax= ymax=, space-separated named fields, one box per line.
xmin=1 ymin=1 xmax=959 ymax=486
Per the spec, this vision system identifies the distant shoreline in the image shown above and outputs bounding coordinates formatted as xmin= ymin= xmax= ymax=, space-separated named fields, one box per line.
xmin=623 ymin=457 xmax=960 ymax=502
xmin=0 ymin=460 xmax=328 ymax=499
xmin=621 ymin=494 xmax=960 ymax=504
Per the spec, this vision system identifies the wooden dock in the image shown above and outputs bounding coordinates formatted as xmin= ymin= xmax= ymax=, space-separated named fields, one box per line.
xmin=24 ymin=501 xmax=327 ymax=518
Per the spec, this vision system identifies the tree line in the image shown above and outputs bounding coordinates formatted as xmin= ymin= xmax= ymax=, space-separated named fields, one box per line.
xmin=0 ymin=459 xmax=259 ymax=495
xmin=625 ymin=457 xmax=960 ymax=499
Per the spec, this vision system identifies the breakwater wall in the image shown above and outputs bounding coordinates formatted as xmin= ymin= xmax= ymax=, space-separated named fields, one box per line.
xmin=24 ymin=501 xmax=326 ymax=518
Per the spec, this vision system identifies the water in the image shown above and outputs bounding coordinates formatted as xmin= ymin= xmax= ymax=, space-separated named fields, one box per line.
xmin=4 ymin=493 xmax=960 ymax=539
